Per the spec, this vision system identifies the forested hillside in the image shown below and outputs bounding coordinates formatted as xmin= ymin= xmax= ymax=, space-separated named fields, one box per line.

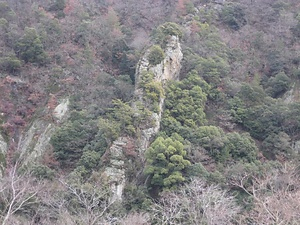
xmin=0 ymin=0 xmax=300 ymax=224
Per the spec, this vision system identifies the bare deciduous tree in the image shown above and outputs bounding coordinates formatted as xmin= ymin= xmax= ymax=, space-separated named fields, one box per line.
xmin=121 ymin=212 xmax=150 ymax=225
xmin=57 ymin=179 xmax=117 ymax=225
xmin=0 ymin=164 xmax=45 ymax=225
xmin=150 ymin=178 xmax=240 ymax=225
xmin=230 ymin=163 xmax=300 ymax=225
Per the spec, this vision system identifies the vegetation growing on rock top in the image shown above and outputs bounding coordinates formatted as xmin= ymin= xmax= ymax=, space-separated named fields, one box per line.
xmin=148 ymin=45 xmax=165 ymax=65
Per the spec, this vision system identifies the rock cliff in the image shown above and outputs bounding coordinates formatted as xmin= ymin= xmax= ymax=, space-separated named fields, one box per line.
xmin=19 ymin=98 xmax=69 ymax=167
xmin=103 ymin=36 xmax=183 ymax=201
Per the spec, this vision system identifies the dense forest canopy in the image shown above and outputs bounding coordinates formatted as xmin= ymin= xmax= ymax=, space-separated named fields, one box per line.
xmin=0 ymin=0 xmax=300 ymax=224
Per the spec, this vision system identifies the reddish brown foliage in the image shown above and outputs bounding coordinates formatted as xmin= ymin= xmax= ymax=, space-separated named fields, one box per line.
xmin=47 ymin=94 xmax=57 ymax=111
xmin=28 ymin=92 xmax=42 ymax=105
xmin=176 ymin=0 xmax=188 ymax=16
xmin=11 ymin=116 xmax=25 ymax=126
xmin=64 ymin=0 xmax=80 ymax=15
xmin=41 ymin=149 xmax=60 ymax=169
xmin=123 ymin=138 xmax=137 ymax=158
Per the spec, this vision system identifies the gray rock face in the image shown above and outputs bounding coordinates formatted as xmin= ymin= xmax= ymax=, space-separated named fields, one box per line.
xmin=135 ymin=35 xmax=183 ymax=153
xmin=0 ymin=134 xmax=7 ymax=155
xmin=19 ymin=98 xmax=69 ymax=167
xmin=292 ymin=140 xmax=300 ymax=154
xmin=53 ymin=98 xmax=70 ymax=122
xmin=135 ymin=35 xmax=183 ymax=84
xmin=104 ymin=36 xmax=183 ymax=201
xmin=0 ymin=134 xmax=7 ymax=177
xmin=103 ymin=137 xmax=128 ymax=202
xmin=20 ymin=120 xmax=56 ymax=166
xmin=283 ymin=83 xmax=297 ymax=104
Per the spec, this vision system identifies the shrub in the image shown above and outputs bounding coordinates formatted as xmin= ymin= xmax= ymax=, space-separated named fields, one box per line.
xmin=138 ymin=71 xmax=164 ymax=112
xmin=78 ymin=150 xmax=101 ymax=170
xmin=220 ymin=3 xmax=247 ymax=31
xmin=265 ymin=72 xmax=291 ymax=98
xmin=153 ymin=22 xmax=183 ymax=47
xmin=32 ymin=164 xmax=55 ymax=180
xmin=0 ymin=55 xmax=21 ymax=72
xmin=145 ymin=133 xmax=191 ymax=190
xmin=50 ymin=114 xmax=98 ymax=167
xmin=195 ymin=56 xmax=230 ymax=85
xmin=225 ymin=132 xmax=258 ymax=162
xmin=262 ymin=132 xmax=293 ymax=159
xmin=14 ymin=27 xmax=48 ymax=65
xmin=192 ymin=126 xmax=228 ymax=161
xmin=161 ymin=71 xmax=209 ymax=137
xmin=0 ymin=1 xmax=15 ymax=21
xmin=148 ymin=45 xmax=165 ymax=66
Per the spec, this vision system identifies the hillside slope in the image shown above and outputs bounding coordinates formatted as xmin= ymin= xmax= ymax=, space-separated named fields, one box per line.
xmin=0 ymin=0 xmax=300 ymax=224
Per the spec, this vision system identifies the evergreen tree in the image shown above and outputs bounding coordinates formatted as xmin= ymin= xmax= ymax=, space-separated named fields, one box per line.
xmin=145 ymin=133 xmax=191 ymax=190
xmin=15 ymin=27 xmax=48 ymax=65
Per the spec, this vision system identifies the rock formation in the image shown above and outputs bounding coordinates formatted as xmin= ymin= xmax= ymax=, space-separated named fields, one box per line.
xmin=103 ymin=36 xmax=183 ymax=201
xmin=0 ymin=134 xmax=7 ymax=176
xmin=19 ymin=98 xmax=70 ymax=167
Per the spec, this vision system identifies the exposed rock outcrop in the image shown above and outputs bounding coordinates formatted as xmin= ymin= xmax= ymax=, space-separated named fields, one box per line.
xmin=103 ymin=36 xmax=183 ymax=201
xmin=283 ymin=83 xmax=300 ymax=104
xmin=0 ymin=134 xmax=7 ymax=177
xmin=19 ymin=98 xmax=70 ymax=167
xmin=135 ymin=35 xmax=183 ymax=153
xmin=53 ymin=98 xmax=70 ymax=122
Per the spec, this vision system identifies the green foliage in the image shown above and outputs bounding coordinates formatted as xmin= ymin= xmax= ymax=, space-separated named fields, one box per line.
xmin=0 ymin=152 xmax=6 ymax=175
xmin=31 ymin=164 xmax=55 ymax=180
xmin=49 ymin=0 xmax=66 ymax=18
xmin=284 ymin=103 xmax=300 ymax=136
xmin=193 ymin=126 xmax=228 ymax=160
xmin=0 ymin=17 xmax=8 ymax=29
xmin=139 ymin=71 xmax=155 ymax=87
xmin=0 ymin=54 xmax=21 ymax=72
xmin=225 ymin=132 xmax=258 ymax=162
xmin=148 ymin=45 xmax=165 ymax=65
xmin=123 ymin=184 xmax=151 ymax=211
xmin=262 ymin=132 xmax=292 ymax=159
xmin=237 ymin=84 xmax=267 ymax=106
xmin=153 ymin=22 xmax=183 ymax=47
xmin=0 ymin=1 xmax=15 ymax=21
xmin=51 ymin=112 xmax=98 ymax=167
xmin=145 ymin=133 xmax=191 ymax=190
xmin=111 ymin=40 xmax=137 ymax=77
xmin=74 ymin=20 xmax=91 ymax=46
xmin=97 ymin=118 xmax=121 ymax=145
xmin=162 ymin=71 xmax=209 ymax=137
xmin=140 ymin=72 xmax=164 ymax=102
xmin=189 ymin=126 xmax=257 ymax=162
xmin=230 ymin=95 xmax=300 ymax=142
xmin=266 ymin=51 xmax=285 ymax=76
xmin=50 ymin=0 xmax=66 ymax=11
xmin=220 ymin=3 xmax=247 ymax=31
xmin=228 ymin=96 xmax=247 ymax=123
xmin=185 ymin=163 xmax=210 ymax=178
xmin=138 ymin=71 xmax=164 ymax=112
xmin=15 ymin=27 xmax=48 ymax=65
xmin=77 ymin=150 xmax=101 ymax=170
xmin=195 ymin=56 xmax=230 ymax=85
xmin=265 ymin=72 xmax=291 ymax=98
xmin=107 ymin=99 xmax=136 ymax=136
xmin=239 ymin=103 xmax=287 ymax=140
